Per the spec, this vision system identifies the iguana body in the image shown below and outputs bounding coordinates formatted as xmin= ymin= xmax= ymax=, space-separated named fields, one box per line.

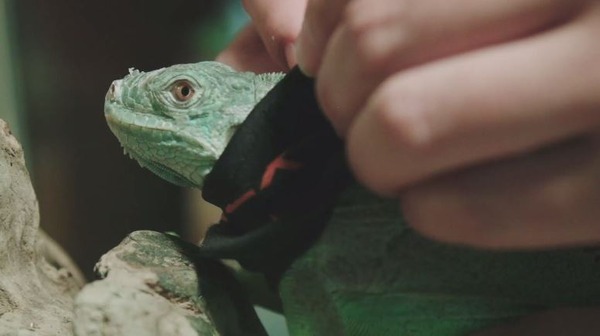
xmin=105 ymin=62 xmax=600 ymax=335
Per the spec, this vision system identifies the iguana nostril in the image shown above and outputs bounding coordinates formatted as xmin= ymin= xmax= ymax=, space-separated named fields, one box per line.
xmin=106 ymin=80 xmax=121 ymax=102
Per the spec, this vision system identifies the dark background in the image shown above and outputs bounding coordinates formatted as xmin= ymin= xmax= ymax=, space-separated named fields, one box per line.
xmin=4 ymin=0 xmax=244 ymax=278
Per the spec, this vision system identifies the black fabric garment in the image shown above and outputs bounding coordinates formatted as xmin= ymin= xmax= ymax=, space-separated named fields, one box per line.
xmin=200 ymin=67 xmax=352 ymax=283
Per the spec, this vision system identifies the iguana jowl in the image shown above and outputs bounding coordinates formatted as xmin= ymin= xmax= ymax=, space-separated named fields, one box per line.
xmin=105 ymin=62 xmax=600 ymax=336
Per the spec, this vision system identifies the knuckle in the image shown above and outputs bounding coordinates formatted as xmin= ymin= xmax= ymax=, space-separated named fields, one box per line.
xmin=369 ymin=81 xmax=436 ymax=155
xmin=345 ymin=82 xmax=435 ymax=195
xmin=342 ymin=4 xmax=383 ymax=71
xmin=341 ymin=0 xmax=414 ymax=73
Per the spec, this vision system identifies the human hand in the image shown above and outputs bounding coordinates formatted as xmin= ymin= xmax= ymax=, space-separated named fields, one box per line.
xmin=296 ymin=0 xmax=600 ymax=248
xmin=216 ymin=0 xmax=307 ymax=72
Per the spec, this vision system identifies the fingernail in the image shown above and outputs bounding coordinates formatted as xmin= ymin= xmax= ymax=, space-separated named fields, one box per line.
xmin=284 ymin=43 xmax=297 ymax=69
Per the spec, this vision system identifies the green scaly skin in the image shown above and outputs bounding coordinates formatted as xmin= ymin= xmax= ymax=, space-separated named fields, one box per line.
xmin=105 ymin=61 xmax=283 ymax=188
xmin=105 ymin=62 xmax=600 ymax=336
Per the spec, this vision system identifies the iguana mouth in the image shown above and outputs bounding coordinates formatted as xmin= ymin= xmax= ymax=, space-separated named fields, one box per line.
xmin=145 ymin=160 xmax=196 ymax=188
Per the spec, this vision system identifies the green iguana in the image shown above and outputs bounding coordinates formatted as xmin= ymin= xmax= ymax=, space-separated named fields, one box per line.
xmin=105 ymin=61 xmax=600 ymax=336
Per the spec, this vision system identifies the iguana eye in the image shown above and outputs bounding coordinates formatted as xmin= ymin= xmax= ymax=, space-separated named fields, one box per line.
xmin=171 ymin=80 xmax=195 ymax=102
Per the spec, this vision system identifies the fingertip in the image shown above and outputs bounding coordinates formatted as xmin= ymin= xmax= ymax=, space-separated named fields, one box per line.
xmin=285 ymin=43 xmax=297 ymax=69
xmin=400 ymin=188 xmax=464 ymax=245
xmin=294 ymin=33 xmax=317 ymax=77
xmin=294 ymin=39 xmax=315 ymax=77
xmin=345 ymin=108 xmax=399 ymax=197
xmin=399 ymin=186 xmax=501 ymax=248
xmin=315 ymin=74 xmax=349 ymax=137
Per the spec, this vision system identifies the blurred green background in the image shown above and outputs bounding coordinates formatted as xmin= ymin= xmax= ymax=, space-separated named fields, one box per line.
xmin=1 ymin=1 xmax=287 ymax=334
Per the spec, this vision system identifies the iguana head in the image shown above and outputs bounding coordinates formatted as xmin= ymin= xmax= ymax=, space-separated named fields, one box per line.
xmin=105 ymin=61 xmax=281 ymax=188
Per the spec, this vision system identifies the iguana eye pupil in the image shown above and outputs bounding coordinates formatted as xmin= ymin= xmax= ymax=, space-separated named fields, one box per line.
xmin=171 ymin=80 xmax=195 ymax=102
